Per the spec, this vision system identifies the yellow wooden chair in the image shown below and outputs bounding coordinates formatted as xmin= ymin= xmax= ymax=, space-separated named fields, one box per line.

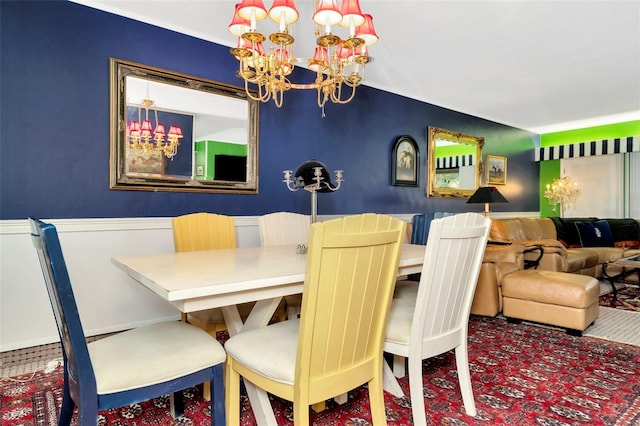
xmin=172 ymin=212 xmax=252 ymax=334
xmin=258 ymin=212 xmax=311 ymax=319
xmin=224 ymin=213 xmax=406 ymax=425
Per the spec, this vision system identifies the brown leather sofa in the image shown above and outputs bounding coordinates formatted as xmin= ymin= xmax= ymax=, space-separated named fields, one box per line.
xmin=471 ymin=242 xmax=525 ymax=316
xmin=471 ymin=217 xmax=640 ymax=318
xmin=489 ymin=218 xmax=640 ymax=278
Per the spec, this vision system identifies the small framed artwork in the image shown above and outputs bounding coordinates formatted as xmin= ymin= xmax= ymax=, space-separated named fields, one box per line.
xmin=392 ymin=135 xmax=419 ymax=186
xmin=486 ymin=154 xmax=507 ymax=185
xmin=125 ymin=148 xmax=165 ymax=175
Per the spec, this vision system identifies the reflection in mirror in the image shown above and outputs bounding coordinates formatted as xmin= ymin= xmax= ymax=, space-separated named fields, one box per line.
xmin=427 ymin=126 xmax=484 ymax=198
xmin=110 ymin=58 xmax=259 ymax=194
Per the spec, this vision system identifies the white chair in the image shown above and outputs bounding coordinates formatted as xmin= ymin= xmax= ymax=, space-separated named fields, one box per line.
xmin=29 ymin=218 xmax=226 ymax=425
xmin=225 ymin=213 xmax=406 ymax=425
xmin=258 ymin=212 xmax=311 ymax=318
xmin=258 ymin=211 xmax=310 ymax=247
xmin=383 ymin=212 xmax=491 ymax=425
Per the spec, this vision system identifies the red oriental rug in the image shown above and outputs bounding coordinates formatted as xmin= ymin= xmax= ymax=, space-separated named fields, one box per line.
xmin=599 ymin=284 xmax=640 ymax=312
xmin=2 ymin=315 xmax=640 ymax=425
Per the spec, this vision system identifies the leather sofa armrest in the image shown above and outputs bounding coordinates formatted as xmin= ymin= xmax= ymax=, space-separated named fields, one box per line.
xmin=519 ymin=238 xmax=566 ymax=251
xmin=483 ymin=243 xmax=525 ymax=265
xmin=506 ymin=239 xmax=567 ymax=258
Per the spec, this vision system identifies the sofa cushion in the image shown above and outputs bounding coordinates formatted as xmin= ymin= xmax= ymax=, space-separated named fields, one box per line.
xmin=491 ymin=218 xmax=528 ymax=241
xmin=550 ymin=217 xmax=597 ymax=248
xmin=565 ymin=248 xmax=600 ymax=272
xmin=580 ymin=247 xmax=626 ymax=263
xmin=575 ymin=220 xmax=614 ymax=247
xmin=607 ymin=218 xmax=640 ymax=249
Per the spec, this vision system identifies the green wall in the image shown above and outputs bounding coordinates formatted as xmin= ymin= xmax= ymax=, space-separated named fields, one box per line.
xmin=539 ymin=120 xmax=640 ymax=217
xmin=540 ymin=120 xmax=640 ymax=147
xmin=194 ymin=140 xmax=247 ymax=180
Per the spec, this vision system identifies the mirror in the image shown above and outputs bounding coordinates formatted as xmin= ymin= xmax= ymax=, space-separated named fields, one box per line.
xmin=427 ymin=126 xmax=484 ymax=198
xmin=110 ymin=58 xmax=259 ymax=194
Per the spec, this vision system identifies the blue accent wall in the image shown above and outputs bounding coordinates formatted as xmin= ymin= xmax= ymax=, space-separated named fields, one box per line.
xmin=0 ymin=1 xmax=539 ymax=220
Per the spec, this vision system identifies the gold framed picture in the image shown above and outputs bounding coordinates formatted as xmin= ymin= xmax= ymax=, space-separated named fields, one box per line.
xmin=486 ymin=154 xmax=507 ymax=185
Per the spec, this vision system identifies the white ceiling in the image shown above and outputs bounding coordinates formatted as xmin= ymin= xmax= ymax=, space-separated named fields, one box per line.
xmin=73 ymin=0 xmax=640 ymax=133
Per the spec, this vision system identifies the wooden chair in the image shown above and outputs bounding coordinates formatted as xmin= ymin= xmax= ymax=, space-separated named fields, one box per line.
xmin=172 ymin=212 xmax=254 ymax=334
xmin=224 ymin=213 xmax=406 ymax=425
xmin=28 ymin=218 xmax=225 ymax=426
xmin=383 ymin=212 xmax=491 ymax=425
xmin=258 ymin=211 xmax=311 ymax=318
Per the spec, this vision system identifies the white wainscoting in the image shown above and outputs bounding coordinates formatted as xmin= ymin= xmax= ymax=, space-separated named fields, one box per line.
xmin=0 ymin=212 xmax=532 ymax=352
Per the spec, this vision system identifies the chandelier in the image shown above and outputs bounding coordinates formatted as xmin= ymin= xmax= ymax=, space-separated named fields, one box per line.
xmin=544 ymin=175 xmax=581 ymax=218
xmin=228 ymin=0 xmax=379 ymax=109
xmin=127 ymin=97 xmax=183 ymax=159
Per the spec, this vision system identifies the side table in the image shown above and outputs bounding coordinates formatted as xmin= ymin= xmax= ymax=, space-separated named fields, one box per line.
xmin=602 ymin=254 xmax=640 ymax=302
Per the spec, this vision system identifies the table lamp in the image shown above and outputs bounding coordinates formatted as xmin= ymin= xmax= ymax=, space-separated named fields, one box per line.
xmin=467 ymin=186 xmax=508 ymax=217
xmin=283 ymin=160 xmax=343 ymax=223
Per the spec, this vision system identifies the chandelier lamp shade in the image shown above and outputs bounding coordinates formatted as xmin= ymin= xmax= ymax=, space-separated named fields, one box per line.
xmin=228 ymin=0 xmax=379 ymax=109
xmin=467 ymin=186 xmax=509 ymax=217
xmin=544 ymin=175 xmax=581 ymax=218
xmin=127 ymin=98 xmax=183 ymax=159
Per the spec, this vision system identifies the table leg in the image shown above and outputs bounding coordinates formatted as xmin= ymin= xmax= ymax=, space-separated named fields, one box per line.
xmin=602 ymin=262 xmax=619 ymax=302
xmin=221 ymin=298 xmax=284 ymax=426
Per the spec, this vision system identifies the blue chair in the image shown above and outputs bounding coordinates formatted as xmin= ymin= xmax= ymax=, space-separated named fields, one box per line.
xmin=28 ymin=218 xmax=226 ymax=425
xmin=410 ymin=212 xmax=455 ymax=245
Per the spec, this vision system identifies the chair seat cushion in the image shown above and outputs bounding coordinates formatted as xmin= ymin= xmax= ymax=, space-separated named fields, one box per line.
xmin=224 ymin=319 xmax=299 ymax=385
xmin=385 ymin=282 xmax=418 ymax=345
xmin=88 ymin=321 xmax=226 ymax=394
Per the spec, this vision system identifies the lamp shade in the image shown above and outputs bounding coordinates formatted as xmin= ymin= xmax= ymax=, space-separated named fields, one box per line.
xmin=355 ymin=14 xmax=379 ymax=45
xmin=294 ymin=160 xmax=337 ymax=192
xmin=467 ymin=186 xmax=508 ymax=204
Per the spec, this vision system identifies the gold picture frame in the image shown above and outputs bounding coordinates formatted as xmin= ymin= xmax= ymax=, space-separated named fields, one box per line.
xmin=486 ymin=154 xmax=507 ymax=185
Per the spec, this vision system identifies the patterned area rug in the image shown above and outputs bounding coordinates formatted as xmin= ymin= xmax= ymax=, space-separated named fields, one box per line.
xmin=599 ymin=284 xmax=640 ymax=312
xmin=2 ymin=316 xmax=640 ymax=425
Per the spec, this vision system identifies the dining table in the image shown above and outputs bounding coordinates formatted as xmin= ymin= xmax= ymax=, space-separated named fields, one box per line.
xmin=112 ymin=243 xmax=426 ymax=425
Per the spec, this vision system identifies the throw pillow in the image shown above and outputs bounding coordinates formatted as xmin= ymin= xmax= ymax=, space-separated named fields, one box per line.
xmin=575 ymin=220 xmax=615 ymax=247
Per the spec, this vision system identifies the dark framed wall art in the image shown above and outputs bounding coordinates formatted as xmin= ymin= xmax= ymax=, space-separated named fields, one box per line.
xmin=392 ymin=135 xmax=419 ymax=186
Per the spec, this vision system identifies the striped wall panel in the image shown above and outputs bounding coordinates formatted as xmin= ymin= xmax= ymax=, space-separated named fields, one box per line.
xmin=535 ymin=135 xmax=640 ymax=161
xmin=436 ymin=155 xmax=475 ymax=169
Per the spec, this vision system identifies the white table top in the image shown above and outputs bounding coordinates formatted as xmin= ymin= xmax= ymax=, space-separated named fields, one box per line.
xmin=112 ymin=243 xmax=426 ymax=313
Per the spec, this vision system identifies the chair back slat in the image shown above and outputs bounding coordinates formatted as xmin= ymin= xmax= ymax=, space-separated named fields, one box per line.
xmin=259 ymin=212 xmax=310 ymax=246
xmin=172 ymin=213 xmax=236 ymax=252
xmin=29 ymin=218 xmax=97 ymax=395
xmin=413 ymin=213 xmax=491 ymax=353
xmin=297 ymin=213 xmax=405 ymax=400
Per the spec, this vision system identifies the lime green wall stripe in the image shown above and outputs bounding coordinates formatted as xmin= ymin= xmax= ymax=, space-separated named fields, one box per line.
xmin=541 ymin=120 xmax=640 ymax=147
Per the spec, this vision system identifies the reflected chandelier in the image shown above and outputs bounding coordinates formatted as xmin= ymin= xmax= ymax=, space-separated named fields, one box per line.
xmin=228 ymin=0 xmax=379 ymax=109
xmin=127 ymin=97 xmax=183 ymax=159
xmin=544 ymin=175 xmax=581 ymax=218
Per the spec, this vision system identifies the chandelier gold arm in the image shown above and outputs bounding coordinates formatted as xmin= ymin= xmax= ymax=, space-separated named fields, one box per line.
xmin=316 ymin=33 xmax=341 ymax=47
xmin=269 ymin=32 xmax=294 ymax=45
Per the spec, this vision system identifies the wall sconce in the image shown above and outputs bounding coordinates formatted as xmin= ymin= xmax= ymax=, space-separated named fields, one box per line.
xmin=283 ymin=160 xmax=343 ymax=223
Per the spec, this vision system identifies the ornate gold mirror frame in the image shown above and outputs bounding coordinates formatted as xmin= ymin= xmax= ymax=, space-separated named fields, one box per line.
xmin=427 ymin=126 xmax=484 ymax=198
xmin=110 ymin=58 xmax=259 ymax=194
